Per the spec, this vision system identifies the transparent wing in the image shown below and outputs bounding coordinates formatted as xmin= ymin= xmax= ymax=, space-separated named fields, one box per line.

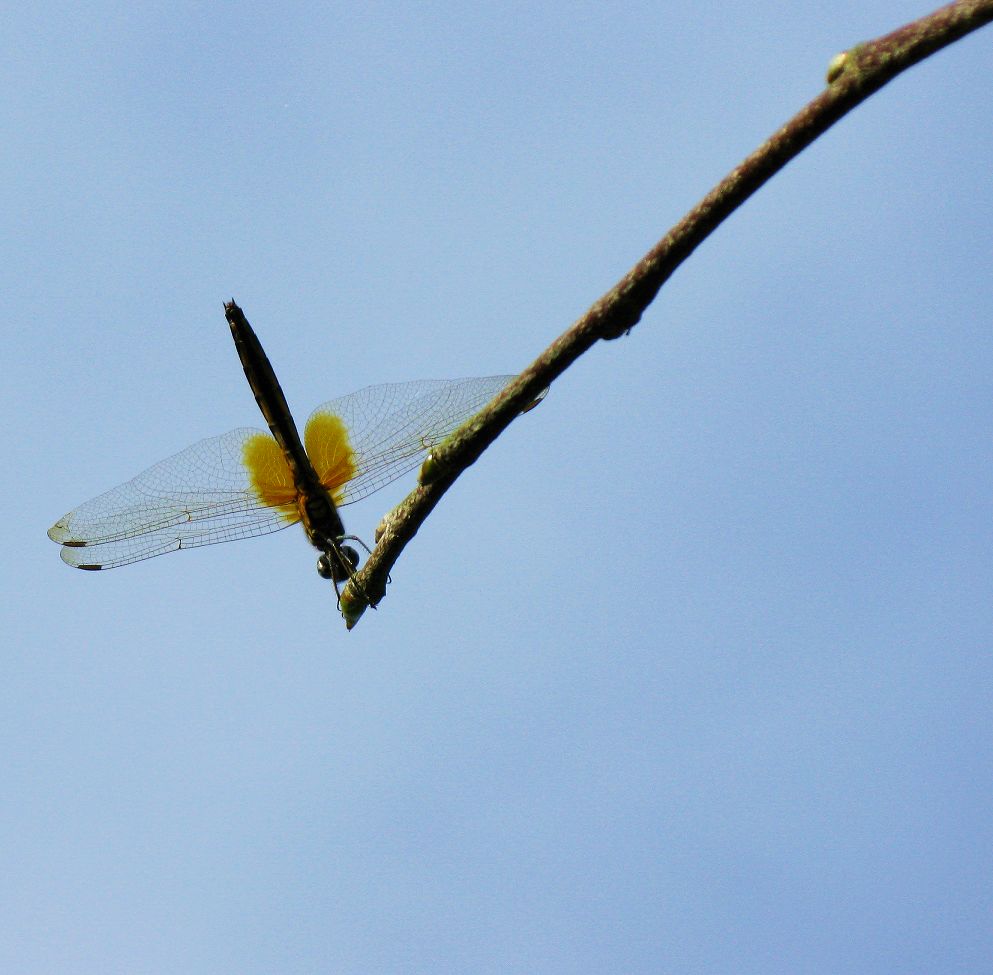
xmin=48 ymin=427 xmax=296 ymax=569
xmin=49 ymin=375 xmax=531 ymax=571
xmin=308 ymin=376 xmax=516 ymax=505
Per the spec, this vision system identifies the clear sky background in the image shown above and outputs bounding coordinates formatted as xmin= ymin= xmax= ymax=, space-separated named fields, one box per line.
xmin=3 ymin=2 xmax=991 ymax=972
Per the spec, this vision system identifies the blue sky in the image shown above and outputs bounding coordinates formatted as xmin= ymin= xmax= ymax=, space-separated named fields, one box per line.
xmin=3 ymin=2 xmax=992 ymax=972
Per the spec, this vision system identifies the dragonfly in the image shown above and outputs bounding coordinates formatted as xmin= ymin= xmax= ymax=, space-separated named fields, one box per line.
xmin=48 ymin=302 xmax=543 ymax=604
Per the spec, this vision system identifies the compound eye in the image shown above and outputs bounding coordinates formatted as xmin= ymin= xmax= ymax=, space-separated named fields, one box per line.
xmin=317 ymin=546 xmax=360 ymax=583
xmin=338 ymin=545 xmax=360 ymax=579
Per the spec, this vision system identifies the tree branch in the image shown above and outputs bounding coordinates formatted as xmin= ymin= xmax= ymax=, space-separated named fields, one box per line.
xmin=340 ymin=0 xmax=993 ymax=628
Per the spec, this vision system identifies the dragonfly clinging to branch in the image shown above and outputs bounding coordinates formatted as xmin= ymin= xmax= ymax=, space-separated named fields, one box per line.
xmin=48 ymin=301 xmax=544 ymax=614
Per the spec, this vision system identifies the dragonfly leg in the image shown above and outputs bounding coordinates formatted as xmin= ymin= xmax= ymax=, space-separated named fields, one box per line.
xmin=340 ymin=534 xmax=391 ymax=591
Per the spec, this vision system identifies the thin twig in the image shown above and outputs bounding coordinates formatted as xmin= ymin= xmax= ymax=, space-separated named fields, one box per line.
xmin=340 ymin=0 xmax=993 ymax=628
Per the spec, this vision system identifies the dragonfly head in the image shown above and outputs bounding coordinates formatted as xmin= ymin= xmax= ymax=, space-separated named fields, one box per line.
xmin=317 ymin=544 xmax=359 ymax=584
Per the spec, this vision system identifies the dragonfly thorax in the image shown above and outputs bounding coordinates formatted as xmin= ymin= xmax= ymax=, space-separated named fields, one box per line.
xmin=297 ymin=487 xmax=346 ymax=552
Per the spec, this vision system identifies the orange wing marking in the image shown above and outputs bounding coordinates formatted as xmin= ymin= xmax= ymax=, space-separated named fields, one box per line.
xmin=243 ymin=412 xmax=357 ymax=520
xmin=304 ymin=413 xmax=357 ymax=505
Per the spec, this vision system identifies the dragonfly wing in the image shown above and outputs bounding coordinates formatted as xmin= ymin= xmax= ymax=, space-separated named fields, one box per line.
xmin=48 ymin=427 xmax=298 ymax=569
xmin=306 ymin=376 xmax=516 ymax=505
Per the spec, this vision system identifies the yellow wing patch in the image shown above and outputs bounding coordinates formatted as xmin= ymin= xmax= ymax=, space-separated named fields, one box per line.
xmin=243 ymin=415 xmax=356 ymax=519
xmin=243 ymin=434 xmax=299 ymax=522
xmin=304 ymin=412 xmax=357 ymax=505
